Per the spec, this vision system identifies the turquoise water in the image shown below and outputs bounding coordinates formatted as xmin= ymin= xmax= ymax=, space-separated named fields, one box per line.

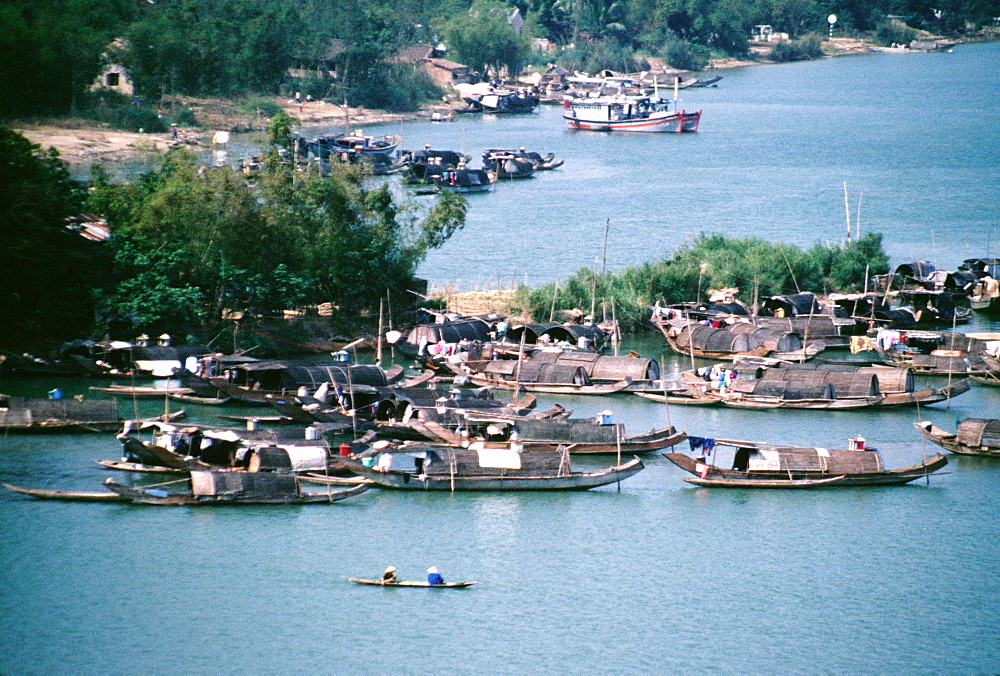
xmin=4 ymin=42 xmax=1000 ymax=673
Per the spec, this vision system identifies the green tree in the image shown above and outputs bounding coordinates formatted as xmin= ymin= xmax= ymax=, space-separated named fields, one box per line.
xmin=0 ymin=129 xmax=104 ymax=351
xmin=444 ymin=1 xmax=530 ymax=77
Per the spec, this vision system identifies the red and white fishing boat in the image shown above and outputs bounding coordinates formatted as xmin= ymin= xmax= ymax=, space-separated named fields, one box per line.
xmin=563 ymin=94 xmax=700 ymax=132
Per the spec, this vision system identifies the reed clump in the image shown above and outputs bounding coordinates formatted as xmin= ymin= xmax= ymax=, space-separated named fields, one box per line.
xmin=515 ymin=233 xmax=889 ymax=332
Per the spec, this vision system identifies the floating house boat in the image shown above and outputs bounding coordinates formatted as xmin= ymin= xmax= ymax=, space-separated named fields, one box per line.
xmin=181 ymin=358 xmax=399 ymax=405
xmin=335 ymin=442 xmax=644 ymax=491
xmin=110 ymin=419 xmax=339 ymax=473
xmin=455 ymin=413 xmax=686 ymax=455
xmin=0 ymin=393 xmax=182 ymax=433
xmin=664 ymin=437 xmax=948 ymax=488
xmin=102 ymin=472 xmax=368 ymax=505
xmin=915 ymin=418 xmax=1000 ymax=457
xmin=875 ymin=330 xmax=994 ymax=375
xmin=679 ymin=361 xmax=969 ymax=410
xmin=653 ymin=315 xmax=822 ymax=362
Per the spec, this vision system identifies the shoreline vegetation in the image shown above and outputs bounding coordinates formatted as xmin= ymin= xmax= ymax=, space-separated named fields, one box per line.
xmin=11 ymin=35 xmax=975 ymax=167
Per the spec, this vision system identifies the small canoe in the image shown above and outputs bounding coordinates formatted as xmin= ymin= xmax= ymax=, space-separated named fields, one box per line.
xmin=2 ymin=482 xmax=129 ymax=502
xmin=348 ymin=577 xmax=476 ymax=588
xmin=681 ymin=475 xmax=847 ymax=489
xmin=96 ymin=460 xmax=187 ymax=474
xmin=168 ymin=393 xmax=232 ymax=405
xmin=90 ymin=385 xmax=195 ymax=398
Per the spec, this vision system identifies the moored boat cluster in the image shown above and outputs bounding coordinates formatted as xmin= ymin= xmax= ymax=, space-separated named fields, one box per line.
xmin=4 ymin=268 xmax=998 ymax=501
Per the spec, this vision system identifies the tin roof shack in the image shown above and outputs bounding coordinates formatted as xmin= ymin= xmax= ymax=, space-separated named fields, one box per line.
xmin=90 ymin=40 xmax=134 ymax=97
xmin=394 ymin=44 xmax=472 ymax=89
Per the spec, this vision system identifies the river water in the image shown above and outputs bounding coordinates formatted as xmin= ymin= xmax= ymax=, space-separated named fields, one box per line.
xmin=3 ymin=43 xmax=1000 ymax=673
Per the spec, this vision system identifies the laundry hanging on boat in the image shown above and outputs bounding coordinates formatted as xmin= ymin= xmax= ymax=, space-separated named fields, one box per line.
xmin=688 ymin=436 xmax=716 ymax=456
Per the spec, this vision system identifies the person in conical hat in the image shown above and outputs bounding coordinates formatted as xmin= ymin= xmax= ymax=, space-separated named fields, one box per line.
xmin=381 ymin=566 xmax=397 ymax=583
xmin=426 ymin=566 xmax=444 ymax=585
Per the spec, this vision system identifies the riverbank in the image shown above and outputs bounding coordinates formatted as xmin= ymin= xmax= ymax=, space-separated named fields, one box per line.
xmin=9 ymin=33 xmax=973 ymax=165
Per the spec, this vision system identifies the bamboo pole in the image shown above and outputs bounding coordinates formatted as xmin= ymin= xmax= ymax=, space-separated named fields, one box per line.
xmin=844 ymin=181 xmax=851 ymax=242
xmin=513 ymin=329 xmax=527 ymax=402
xmin=601 ymin=218 xmax=610 ymax=276
xmin=376 ymin=299 xmax=384 ymax=366
xmin=661 ymin=355 xmax=672 ymax=431
xmin=611 ymin=297 xmax=619 ymax=357
xmin=549 ymin=278 xmax=560 ymax=322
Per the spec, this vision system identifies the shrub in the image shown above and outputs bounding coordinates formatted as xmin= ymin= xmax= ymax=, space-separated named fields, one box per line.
xmin=172 ymin=107 xmax=198 ymax=127
xmin=875 ymin=22 xmax=917 ymax=46
xmin=662 ymin=39 xmax=709 ymax=71
xmin=347 ymin=64 xmax=442 ymax=113
xmin=769 ymin=34 xmax=824 ymax=62
xmin=240 ymin=97 xmax=283 ymax=117
xmin=112 ymin=106 xmax=165 ymax=133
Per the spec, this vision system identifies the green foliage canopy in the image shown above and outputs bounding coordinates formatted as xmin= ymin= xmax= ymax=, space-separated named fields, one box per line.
xmin=0 ymin=128 xmax=105 ymax=350
xmin=86 ymin=150 xmax=467 ymax=340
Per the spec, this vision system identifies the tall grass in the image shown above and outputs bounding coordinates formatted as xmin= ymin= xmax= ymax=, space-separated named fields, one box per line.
xmin=515 ymin=233 xmax=889 ymax=331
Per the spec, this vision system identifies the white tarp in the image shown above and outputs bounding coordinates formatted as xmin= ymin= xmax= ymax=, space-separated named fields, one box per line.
xmin=475 ymin=447 xmax=521 ymax=470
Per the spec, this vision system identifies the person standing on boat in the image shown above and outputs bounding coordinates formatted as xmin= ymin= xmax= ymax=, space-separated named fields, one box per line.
xmin=381 ymin=566 xmax=397 ymax=583
xmin=427 ymin=566 xmax=444 ymax=585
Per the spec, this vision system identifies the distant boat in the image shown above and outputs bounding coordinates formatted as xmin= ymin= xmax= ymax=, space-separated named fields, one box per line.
xmin=689 ymin=75 xmax=722 ymax=87
xmin=308 ymin=131 xmax=401 ymax=158
xmin=563 ymin=95 xmax=700 ymax=132
xmin=348 ymin=577 xmax=476 ymax=588
xmin=464 ymin=90 xmax=538 ymax=114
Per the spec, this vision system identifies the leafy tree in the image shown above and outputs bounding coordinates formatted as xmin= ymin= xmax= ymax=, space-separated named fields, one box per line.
xmin=87 ymin=149 xmax=467 ymax=338
xmin=444 ymin=1 xmax=530 ymax=78
xmin=0 ymin=129 xmax=104 ymax=351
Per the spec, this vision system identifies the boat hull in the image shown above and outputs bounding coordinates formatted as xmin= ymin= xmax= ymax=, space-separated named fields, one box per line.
xmin=348 ymin=578 xmax=476 ymax=588
xmin=664 ymin=450 xmax=947 ymax=487
xmin=564 ymin=109 xmax=700 ymax=132
xmin=342 ymin=457 xmax=644 ymax=491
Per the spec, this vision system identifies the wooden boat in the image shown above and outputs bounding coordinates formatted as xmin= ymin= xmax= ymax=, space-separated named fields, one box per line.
xmin=456 ymin=368 xmax=633 ymax=395
xmin=664 ymin=438 xmax=948 ymax=487
xmin=914 ymin=419 xmax=1000 ymax=457
xmin=482 ymin=150 xmax=534 ymax=179
xmin=102 ymin=473 xmax=369 ymax=505
xmin=3 ymin=482 xmax=129 ymax=502
xmin=563 ymin=95 xmax=700 ymax=132
xmin=190 ymin=360 xmax=397 ymax=405
xmin=308 ymin=131 xmax=401 ymax=157
xmin=0 ymin=394 xmax=184 ymax=433
xmin=116 ymin=420 xmax=337 ymax=472
xmin=90 ymin=384 xmax=194 ymax=398
xmin=689 ymin=75 xmax=722 ymax=87
xmin=464 ymin=90 xmax=538 ymax=114
xmin=969 ymin=371 xmax=1000 ymax=387
xmin=348 ymin=577 xmax=476 ymax=588
xmin=513 ymin=149 xmax=563 ymax=170
xmin=653 ymin=316 xmax=821 ymax=362
xmin=680 ymin=364 xmax=970 ymax=410
xmin=167 ymin=392 xmax=232 ymax=405
xmin=424 ymin=413 xmax=686 ymax=455
xmin=633 ymin=390 xmax=722 ymax=407
xmin=336 ymin=445 xmax=644 ymax=491
xmin=97 ymin=460 xmax=186 ymax=474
